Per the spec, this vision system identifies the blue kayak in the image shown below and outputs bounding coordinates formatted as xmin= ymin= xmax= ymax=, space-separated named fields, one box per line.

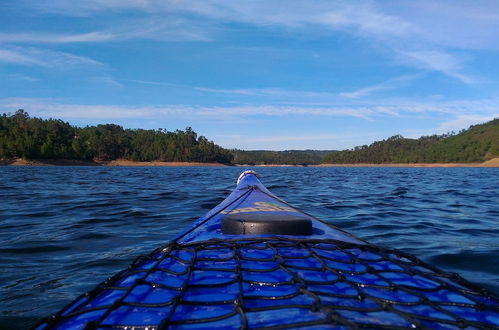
xmin=37 ymin=170 xmax=499 ymax=329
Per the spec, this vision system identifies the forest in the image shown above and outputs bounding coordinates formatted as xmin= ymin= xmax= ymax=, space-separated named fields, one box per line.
xmin=0 ymin=110 xmax=233 ymax=163
xmin=322 ymin=119 xmax=499 ymax=163
xmin=1 ymin=110 xmax=498 ymax=165
xmin=231 ymin=150 xmax=334 ymax=165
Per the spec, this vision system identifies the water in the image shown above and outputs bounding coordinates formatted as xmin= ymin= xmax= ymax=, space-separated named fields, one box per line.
xmin=0 ymin=166 xmax=498 ymax=328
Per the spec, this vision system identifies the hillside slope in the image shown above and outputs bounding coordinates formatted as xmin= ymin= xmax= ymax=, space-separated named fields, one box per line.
xmin=323 ymin=119 xmax=499 ymax=164
xmin=0 ymin=110 xmax=233 ymax=163
xmin=231 ymin=150 xmax=335 ymax=165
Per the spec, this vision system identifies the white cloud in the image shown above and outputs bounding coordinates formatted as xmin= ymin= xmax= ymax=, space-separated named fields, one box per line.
xmin=124 ymin=79 xmax=186 ymax=88
xmin=12 ymin=1 xmax=490 ymax=85
xmin=206 ymin=106 xmax=375 ymax=119
xmin=8 ymin=73 xmax=39 ymax=82
xmin=0 ymin=19 xmax=211 ymax=44
xmin=215 ymin=131 xmax=400 ymax=150
xmin=15 ymin=0 xmax=152 ymax=16
xmin=0 ymin=49 xmax=45 ymax=66
xmin=390 ymin=1 xmax=499 ymax=51
xmin=90 ymin=76 xmax=123 ymax=88
xmin=399 ymin=50 xmax=474 ymax=84
xmin=437 ymin=115 xmax=499 ymax=133
xmin=2 ymin=97 xmax=498 ymax=150
xmin=125 ymin=18 xmax=213 ymax=42
xmin=221 ymin=133 xmax=340 ymax=144
xmin=340 ymin=74 xmax=421 ymax=99
xmin=0 ymin=101 xmax=375 ymax=120
xmin=0 ymin=47 xmax=103 ymax=68
xmin=14 ymin=1 xmax=499 ymax=52
xmin=2 ymin=97 xmax=499 ymax=122
xmin=21 ymin=0 xmax=490 ymax=50
xmin=0 ymin=32 xmax=115 ymax=43
xmin=315 ymin=3 xmax=416 ymax=38
xmin=216 ymin=133 xmax=342 ymax=150
xmin=195 ymin=87 xmax=337 ymax=99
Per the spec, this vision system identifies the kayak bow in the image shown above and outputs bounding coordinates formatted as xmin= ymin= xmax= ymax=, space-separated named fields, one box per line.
xmin=37 ymin=170 xmax=499 ymax=329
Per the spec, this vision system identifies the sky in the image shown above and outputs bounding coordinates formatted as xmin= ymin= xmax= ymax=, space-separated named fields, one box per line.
xmin=1 ymin=1 xmax=499 ymax=150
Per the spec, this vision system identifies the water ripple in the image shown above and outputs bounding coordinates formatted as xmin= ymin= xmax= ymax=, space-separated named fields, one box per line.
xmin=0 ymin=166 xmax=498 ymax=329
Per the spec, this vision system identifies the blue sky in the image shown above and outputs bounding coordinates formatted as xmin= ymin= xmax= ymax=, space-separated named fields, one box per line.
xmin=1 ymin=1 xmax=499 ymax=150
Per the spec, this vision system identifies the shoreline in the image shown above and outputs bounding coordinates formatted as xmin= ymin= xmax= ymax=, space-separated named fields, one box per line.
xmin=0 ymin=158 xmax=230 ymax=167
xmin=313 ymin=162 xmax=498 ymax=168
xmin=1 ymin=157 xmax=498 ymax=167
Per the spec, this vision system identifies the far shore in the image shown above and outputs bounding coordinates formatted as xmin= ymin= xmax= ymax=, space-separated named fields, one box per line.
xmin=0 ymin=158 xmax=229 ymax=167
xmin=1 ymin=157 xmax=498 ymax=167
xmin=314 ymin=158 xmax=499 ymax=168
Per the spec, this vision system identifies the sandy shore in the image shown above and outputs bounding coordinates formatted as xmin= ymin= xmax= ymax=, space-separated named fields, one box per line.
xmin=0 ymin=158 xmax=101 ymax=166
xmin=316 ymin=158 xmax=499 ymax=167
xmin=102 ymin=160 xmax=228 ymax=167
xmin=315 ymin=163 xmax=481 ymax=168
xmin=481 ymin=158 xmax=499 ymax=167
xmin=235 ymin=164 xmax=307 ymax=167
xmin=2 ymin=157 xmax=498 ymax=167
xmin=0 ymin=158 xmax=229 ymax=167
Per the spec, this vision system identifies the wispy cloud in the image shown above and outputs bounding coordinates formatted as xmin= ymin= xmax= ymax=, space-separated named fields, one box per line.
xmin=206 ymin=106 xmax=375 ymax=119
xmin=124 ymin=79 xmax=183 ymax=87
xmin=12 ymin=1 xmax=488 ymax=85
xmin=2 ymin=97 xmax=498 ymax=150
xmin=0 ymin=49 xmax=45 ymax=66
xmin=0 ymin=32 xmax=115 ymax=43
xmin=8 ymin=73 xmax=39 ymax=82
xmin=0 ymin=22 xmax=210 ymax=45
xmin=35 ymin=0 xmax=497 ymax=53
xmin=394 ymin=2 xmax=499 ymax=51
xmin=90 ymin=76 xmax=123 ymax=88
xmin=314 ymin=3 xmax=416 ymax=38
xmin=195 ymin=87 xmax=337 ymax=99
xmin=2 ymin=97 xmax=499 ymax=122
xmin=339 ymin=74 xmax=421 ymax=99
xmin=223 ymin=134 xmax=340 ymax=143
xmin=10 ymin=1 xmax=413 ymax=39
xmin=18 ymin=0 xmax=155 ymax=16
xmin=399 ymin=50 xmax=474 ymax=84
xmin=0 ymin=100 xmax=375 ymax=120
xmin=437 ymin=114 xmax=499 ymax=133
xmin=0 ymin=47 xmax=103 ymax=68
xmin=121 ymin=82 xmax=340 ymax=100
xmin=213 ymin=132 xmax=344 ymax=150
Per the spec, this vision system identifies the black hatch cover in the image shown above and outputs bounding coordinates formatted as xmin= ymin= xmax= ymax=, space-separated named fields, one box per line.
xmin=221 ymin=213 xmax=312 ymax=235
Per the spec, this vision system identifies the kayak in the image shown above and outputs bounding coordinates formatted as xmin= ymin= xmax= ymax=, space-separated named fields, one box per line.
xmin=36 ymin=170 xmax=499 ymax=329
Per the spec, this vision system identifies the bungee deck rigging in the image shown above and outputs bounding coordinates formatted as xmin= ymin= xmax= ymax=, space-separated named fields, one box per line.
xmin=36 ymin=170 xmax=499 ymax=329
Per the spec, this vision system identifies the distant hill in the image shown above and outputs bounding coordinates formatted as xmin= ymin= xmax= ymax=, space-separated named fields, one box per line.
xmin=232 ymin=150 xmax=336 ymax=165
xmin=3 ymin=109 xmax=498 ymax=165
xmin=0 ymin=110 xmax=233 ymax=164
xmin=322 ymin=118 xmax=499 ymax=164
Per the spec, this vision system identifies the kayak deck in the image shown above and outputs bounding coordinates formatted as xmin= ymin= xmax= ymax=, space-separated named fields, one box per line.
xmin=37 ymin=237 xmax=499 ymax=329
xmin=36 ymin=171 xmax=499 ymax=329
xmin=176 ymin=170 xmax=364 ymax=245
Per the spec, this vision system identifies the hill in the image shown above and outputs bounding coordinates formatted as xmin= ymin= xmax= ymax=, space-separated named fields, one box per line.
xmin=2 ymin=110 xmax=498 ymax=166
xmin=0 ymin=110 xmax=233 ymax=164
xmin=322 ymin=118 xmax=499 ymax=164
xmin=231 ymin=150 xmax=336 ymax=165
xmin=0 ymin=110 xmax=336 ymax=166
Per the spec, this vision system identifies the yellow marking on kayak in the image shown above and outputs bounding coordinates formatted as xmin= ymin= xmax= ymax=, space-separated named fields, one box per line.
xmin=220 ymin=202 xmax=297 ymax=215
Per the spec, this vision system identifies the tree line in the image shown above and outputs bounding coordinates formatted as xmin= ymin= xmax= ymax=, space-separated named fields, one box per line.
xmin=0 ymin=110 xmax=233 ymax=163
xmin=322 ymin=119 xmax=499 ymax=163
xmin=231 ymin=150 xmax=334 ymax=165
xmin=2 ymin=110 xmax=497 ymax=165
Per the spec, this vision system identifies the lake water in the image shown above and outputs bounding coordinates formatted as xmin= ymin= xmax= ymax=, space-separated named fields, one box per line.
xmin=1 ymin=166 xmax=498 ymax=328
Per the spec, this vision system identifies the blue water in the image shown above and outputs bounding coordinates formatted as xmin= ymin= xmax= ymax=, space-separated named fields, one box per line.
xmin=0 ymin=166 xmax=498 ymax=328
